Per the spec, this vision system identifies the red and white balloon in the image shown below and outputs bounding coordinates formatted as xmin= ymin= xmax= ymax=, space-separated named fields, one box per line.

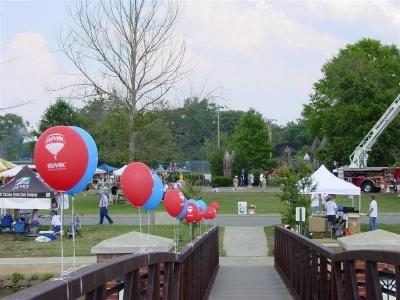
xmin=184 ymin=203 xmax=198 ymax=223
xmin=120 ymin=162 xmax=154 ymax=207
xmin=164 ymin=189 xmax=186 ymax=217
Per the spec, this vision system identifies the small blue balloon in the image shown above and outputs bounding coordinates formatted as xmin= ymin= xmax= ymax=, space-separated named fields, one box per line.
xmin=187 ymin=199 xmax=197 ymax=205
xmin=143 ymin=175 xmax=163 ymax=211
xmin=197 ymin=200 xmax=207 ymax=213
xmin=66 ymin=126 xmax=98 ymax=195
xmin=176 ymin=199 xmax=188 ymax=219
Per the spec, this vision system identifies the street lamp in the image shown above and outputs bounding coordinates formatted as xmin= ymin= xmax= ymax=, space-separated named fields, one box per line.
xmin=266 ymin=118 xmax=277 ymax=158
xmin=217 ymin=108 xmax=220 ymax=149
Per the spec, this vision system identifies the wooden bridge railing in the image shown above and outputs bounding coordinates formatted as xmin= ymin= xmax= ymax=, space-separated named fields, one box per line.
xmin=5 ymin=226 xmax=219 ymax=300
xmin=274 ymin=225 xmax=400 ymax=300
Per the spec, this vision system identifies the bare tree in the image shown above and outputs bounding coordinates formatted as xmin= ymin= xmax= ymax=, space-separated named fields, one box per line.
xmin=59 ymin=0 xmax=186 ymax=160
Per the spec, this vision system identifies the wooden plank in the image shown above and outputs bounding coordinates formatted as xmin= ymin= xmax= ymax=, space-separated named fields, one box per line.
xmin=85 ymin=285 xmax=106 ymax=300
xmin=365 ymin=261 xmax=383 ymax=300
xmin=147 ymin=263 xmax=160 ymax=300
xmin=344 ymin=260 xmax=360 ymax=300
xmin=123 ymin=269 xmax=140 ymax=300
xmin=395 ymin=265 xmax=400 ymax=300
xmin=319 ymin=256 xmax=328 ymax=300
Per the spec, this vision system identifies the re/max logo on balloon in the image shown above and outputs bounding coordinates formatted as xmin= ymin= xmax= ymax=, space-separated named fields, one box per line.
xmin=47 ymin=162 xmax=67 ymax=170
xmin=45 ymin=133 xmax=65 ymax=160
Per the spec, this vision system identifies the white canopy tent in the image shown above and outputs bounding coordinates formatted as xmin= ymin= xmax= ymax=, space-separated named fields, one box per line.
xmin=95 ymin=168 xmax=106 ymax=175
xmin=302 ymin=165 xmax=361 ymax=211
xmin=113 ymin=165 xmax=127 ymax=176
xmin=0 ymin=165 xmax=36 ymax=177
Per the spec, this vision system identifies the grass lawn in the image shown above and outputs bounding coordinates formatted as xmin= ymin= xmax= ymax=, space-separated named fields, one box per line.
xmin=47 ymin=190 xmax=400 ymax=216
xmin=264 ymin=223 xmax=400 ymax=257
xmin=0 ymin=224 xmax=224 ymax=258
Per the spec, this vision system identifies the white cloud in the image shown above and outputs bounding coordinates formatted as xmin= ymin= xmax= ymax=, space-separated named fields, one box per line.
xmin=0 ymin=32 xmax=75 ymax=127
xmin=306 ymin=0 xmax=400 ymax=37
xmin=183 ymin=1 xmax=343 ymax=56
xmin=180 ymin=1 xmax=345 ymax=123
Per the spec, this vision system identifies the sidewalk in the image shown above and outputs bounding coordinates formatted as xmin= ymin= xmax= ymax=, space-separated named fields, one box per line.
xmin=209 ymin=226 xmax=292 ymax=300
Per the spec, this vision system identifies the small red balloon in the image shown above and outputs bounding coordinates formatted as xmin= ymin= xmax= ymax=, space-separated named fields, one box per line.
xmin=209 ymin=201 xmax=220 ymax=211
xmin=184 ymin=203 xmax=198 ymax=223
xmin=205 ymin=207 xmax=216 ymax=219
xmin=197 ymin=207 xmax=204 ymax=222
xmin=120 ymin=162 xmax=154 ymax=207
xmin=164 ymin=189 xmax=185 ymax=217
xmin=34 ymin=126 xmax=89 ymax=191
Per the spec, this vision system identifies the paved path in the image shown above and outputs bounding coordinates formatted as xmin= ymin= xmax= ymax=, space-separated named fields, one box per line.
xmin=209 ymin=226 xmax=292 ymax=300
xmin=61 ymin=213 xmax=400 ymax=226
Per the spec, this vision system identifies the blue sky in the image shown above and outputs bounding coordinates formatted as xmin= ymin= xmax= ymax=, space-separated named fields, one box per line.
xmin=1 ymin=0 xmax=399 ymax=128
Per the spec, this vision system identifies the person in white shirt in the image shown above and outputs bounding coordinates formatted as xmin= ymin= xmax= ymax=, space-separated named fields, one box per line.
xmin=50 ymin=211 xmax=62 ymax=234
xmin=324 ymin=195 xmax=337 ymax=234
xmin=99 ymin=190 xmax=114 ymax=224
xmin=311 ymin=193 xmax=320 ymax=214
xmin=368 ymin=196 xmax=378 ymax=230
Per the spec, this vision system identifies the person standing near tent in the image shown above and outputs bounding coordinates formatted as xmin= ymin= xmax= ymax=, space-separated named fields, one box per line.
xmin=50 ymin=211 xmax=62 ymax=234
xmin=367 ymin=196 xmax=378 ymax=231
xmin=98 ymin=189 xmax=114 ymax=224
xmin=311 ymin=192 xmax=320 ymax=214
xmin=325 ymin=195 xmax=337 ymax=235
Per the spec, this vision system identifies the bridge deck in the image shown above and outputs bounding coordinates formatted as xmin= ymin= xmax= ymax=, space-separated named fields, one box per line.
xmin=209 ymin=227 xmax=292 ymax=300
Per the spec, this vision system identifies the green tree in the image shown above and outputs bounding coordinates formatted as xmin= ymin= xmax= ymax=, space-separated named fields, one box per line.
xmin=78 ymin=98 xmax=182 ymax=166
xmin=230 ymin=108 xmax=273 ymax=174
xmin=272 ymin=120 xmax=311 ymax=158
xmin=208 ymin=148 xmax=225 ymax=176
xmin=302 ymin=39 xmax=400 ymax=166
xmin=0 ymin=114 xmax=29 ymax=160
xmin=135 ymin=118 xmax=182 ymax=165
xmin=38 ymin=98 xmax=81 ymax=134
xmin=79 ymin=98 xmax=130 ymax=166
xmin=161 ymin=98 xmax=244 ymax=161
xmin=276 ymin=161 xmax=315 ymax=233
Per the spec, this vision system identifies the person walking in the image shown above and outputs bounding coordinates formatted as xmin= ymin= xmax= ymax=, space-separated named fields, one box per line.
xmin=259 ymin=173 xmax=264 ymax=190
xmin=368 ymin=195 xmax=378 ymax=230
xmin=248 ymin=173 xmax=254 ymax=188
xmin=99 ymin=189 xmax=114 ymax=224
xmin=233 ymin=176 xmax=239 ymax=192
xmin=111 ymin=183 xmax=118 ymax=204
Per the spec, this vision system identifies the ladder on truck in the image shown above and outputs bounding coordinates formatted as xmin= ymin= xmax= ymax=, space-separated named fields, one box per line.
xmin=349 ymin=94 xmax=400 ymax=168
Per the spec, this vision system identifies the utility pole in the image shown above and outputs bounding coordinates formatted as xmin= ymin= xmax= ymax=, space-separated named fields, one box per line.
xmin=266 ymin=118 xmax=277 ymax=158
xmin=217 ymin=109 xmax=220 ymax=149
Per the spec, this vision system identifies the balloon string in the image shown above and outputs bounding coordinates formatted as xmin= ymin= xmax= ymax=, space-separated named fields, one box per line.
xmin=147 ymin=211 xmax=150 ymax=252
xmin=138 ymin=207 xmax=143 ymax=251
xmin=60 ymin=193 xmax=64 ymax=277
xmin=72 ymin=196 xmax=76 ymax=270
xmin=173 ymin=218 xmax=177 ymax=253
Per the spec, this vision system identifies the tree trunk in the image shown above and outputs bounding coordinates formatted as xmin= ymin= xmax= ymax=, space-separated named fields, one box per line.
xmin=128 ymin=112 xmax=136 ymax=161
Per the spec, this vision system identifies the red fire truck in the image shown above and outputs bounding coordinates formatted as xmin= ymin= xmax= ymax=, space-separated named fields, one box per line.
xmin=338 ymin=94 xmax=400 ymax=193
xmin=338 ymin=167 xmax=400 ymax=193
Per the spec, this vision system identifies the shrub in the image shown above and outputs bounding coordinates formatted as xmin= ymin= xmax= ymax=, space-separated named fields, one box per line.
xmin=184 ymin=173 xmax=205 ymax=185
xmin=182 ymin=182 xmax=202 ymax=199
xmin=41 ymin=273 xmax=54 ymax=281
xmin=30 ymin=274 xmax=39 ymax=281
xmin=10 ymin=272 xmax=24 ymax=286
xmin=212 ymin=176 xmax=232 ymax=187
